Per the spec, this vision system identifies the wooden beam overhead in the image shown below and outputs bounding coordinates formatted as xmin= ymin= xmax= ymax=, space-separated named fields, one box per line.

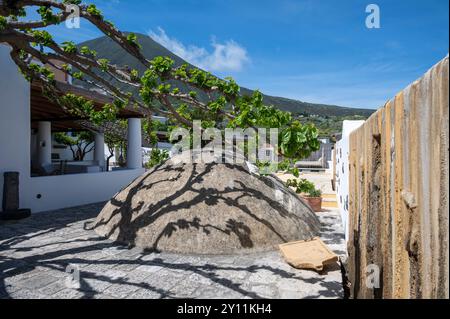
xmin=30 ymin=82 xmax=144 ymax=126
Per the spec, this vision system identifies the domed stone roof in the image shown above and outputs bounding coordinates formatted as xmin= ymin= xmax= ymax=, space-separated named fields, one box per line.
xmin=93 ymin=156 xmax=321 ymax=254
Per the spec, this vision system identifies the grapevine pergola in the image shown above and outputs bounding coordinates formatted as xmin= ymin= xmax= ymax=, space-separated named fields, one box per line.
xmin=0 ymin=0 xmax=321 ymax=160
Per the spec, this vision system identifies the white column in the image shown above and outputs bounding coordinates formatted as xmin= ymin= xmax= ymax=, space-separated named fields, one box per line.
xmin=127 ymin=118 xmax=142 ymax=169
xmin=94 ymin=132 xmax=105 ymax=171
xmin=37 ymin=121 xmax=52 ymax=167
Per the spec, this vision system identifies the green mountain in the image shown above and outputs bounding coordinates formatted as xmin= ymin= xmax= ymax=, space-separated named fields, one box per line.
xmin=76 ymin=33 xmax=375 ymax=118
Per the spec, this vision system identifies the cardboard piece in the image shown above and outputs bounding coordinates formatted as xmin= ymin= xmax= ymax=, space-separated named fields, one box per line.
xmin=279 ymin=237 xmax=339 ymax=272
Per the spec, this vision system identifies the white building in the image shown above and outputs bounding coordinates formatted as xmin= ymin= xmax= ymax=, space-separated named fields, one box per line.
xmin=0 ymin=44 xmax=146 ymax=213
xmin=335 ymin=120 xmax=365 ymax=242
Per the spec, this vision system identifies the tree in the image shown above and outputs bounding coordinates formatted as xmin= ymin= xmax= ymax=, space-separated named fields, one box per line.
xmin=0 ymin=0 xmax=320 ymax=163
xmin=54 ymin=131 xmax=94 ymax=161
xmin=104 ymin=130 xmax=125 ymax=171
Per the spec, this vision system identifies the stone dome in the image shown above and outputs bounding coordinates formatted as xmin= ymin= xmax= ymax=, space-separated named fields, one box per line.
xmin=93 ymin=156 xmax=321 ymax=254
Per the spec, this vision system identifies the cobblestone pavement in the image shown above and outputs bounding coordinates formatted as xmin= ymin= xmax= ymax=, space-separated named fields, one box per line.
xmin=0 ymin=203 xmax=346 ymax=299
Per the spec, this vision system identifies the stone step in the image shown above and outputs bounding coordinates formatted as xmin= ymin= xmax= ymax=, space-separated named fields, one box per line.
xmin=320 ymin=194 xmax=338 ymax=208
xmin=322 ymin=201 xmax=338 ymax=208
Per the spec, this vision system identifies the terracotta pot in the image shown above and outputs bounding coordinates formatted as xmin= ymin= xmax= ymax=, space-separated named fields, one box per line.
xmin=302 ymin=196 xmax=322 ymax=212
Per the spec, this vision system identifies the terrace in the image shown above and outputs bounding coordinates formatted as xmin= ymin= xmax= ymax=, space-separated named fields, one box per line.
xmin=0 ymin=201 xmax=346 ymax=299
xmin=0 ymin=45 xmax=146 ymax=213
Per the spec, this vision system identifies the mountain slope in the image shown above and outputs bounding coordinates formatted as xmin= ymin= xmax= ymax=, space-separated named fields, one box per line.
xmin=76 ymin=33 xmax=375 ymax=118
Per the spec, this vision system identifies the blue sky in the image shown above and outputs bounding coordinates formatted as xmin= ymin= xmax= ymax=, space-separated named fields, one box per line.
xmin=45 ymin=0 xmax=448 ymax=109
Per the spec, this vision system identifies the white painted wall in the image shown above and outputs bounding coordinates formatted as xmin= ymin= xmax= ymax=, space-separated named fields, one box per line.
xmin=0 ymin=45 xmax=31 ymax=210
xmin=335 ymin=120 xmax=365 ymax=242
xmin=27 ymin=169 xmax=144 ymax=212
xmin=1 ymin=44 xmax=145 ymax=213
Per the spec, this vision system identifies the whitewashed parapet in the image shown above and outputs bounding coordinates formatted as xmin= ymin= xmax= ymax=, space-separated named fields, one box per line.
xmin=335 ymin=120 xmax=365 ymax=242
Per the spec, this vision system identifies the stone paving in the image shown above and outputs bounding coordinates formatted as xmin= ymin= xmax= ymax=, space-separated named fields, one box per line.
xmin=0 ymin=203 xmax=346 ymax=299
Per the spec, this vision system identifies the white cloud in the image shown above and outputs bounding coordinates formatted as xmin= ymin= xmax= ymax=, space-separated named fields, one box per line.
xmin=148 ymin=27 xmax=250 ymax=73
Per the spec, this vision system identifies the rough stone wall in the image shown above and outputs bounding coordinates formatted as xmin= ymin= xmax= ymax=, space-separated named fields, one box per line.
xmin=347 ymin=56 xmax=449 ymax=299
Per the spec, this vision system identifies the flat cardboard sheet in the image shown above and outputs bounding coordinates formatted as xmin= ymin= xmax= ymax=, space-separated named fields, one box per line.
xmin=279 ymin=237 xmax=339 ymax=272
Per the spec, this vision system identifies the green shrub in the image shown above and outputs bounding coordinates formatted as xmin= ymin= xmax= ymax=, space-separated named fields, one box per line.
xmin=145 ymin=148 xmax=169 ymax=169
xmin=308 ymin=188 xmax=322 ymax=198
xmin=286 ymin=178 xmax=321 ymax=197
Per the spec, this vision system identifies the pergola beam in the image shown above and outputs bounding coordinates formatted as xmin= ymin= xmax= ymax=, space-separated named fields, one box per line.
xmin=30 ymin=81 xmax=145 ymax=134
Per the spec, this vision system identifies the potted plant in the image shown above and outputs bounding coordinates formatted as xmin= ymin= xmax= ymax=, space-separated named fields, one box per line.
xmin=303 ymin=188 xmax=323 ymax=212
xmin=286 ymin=178 xmax=323 ymax=212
